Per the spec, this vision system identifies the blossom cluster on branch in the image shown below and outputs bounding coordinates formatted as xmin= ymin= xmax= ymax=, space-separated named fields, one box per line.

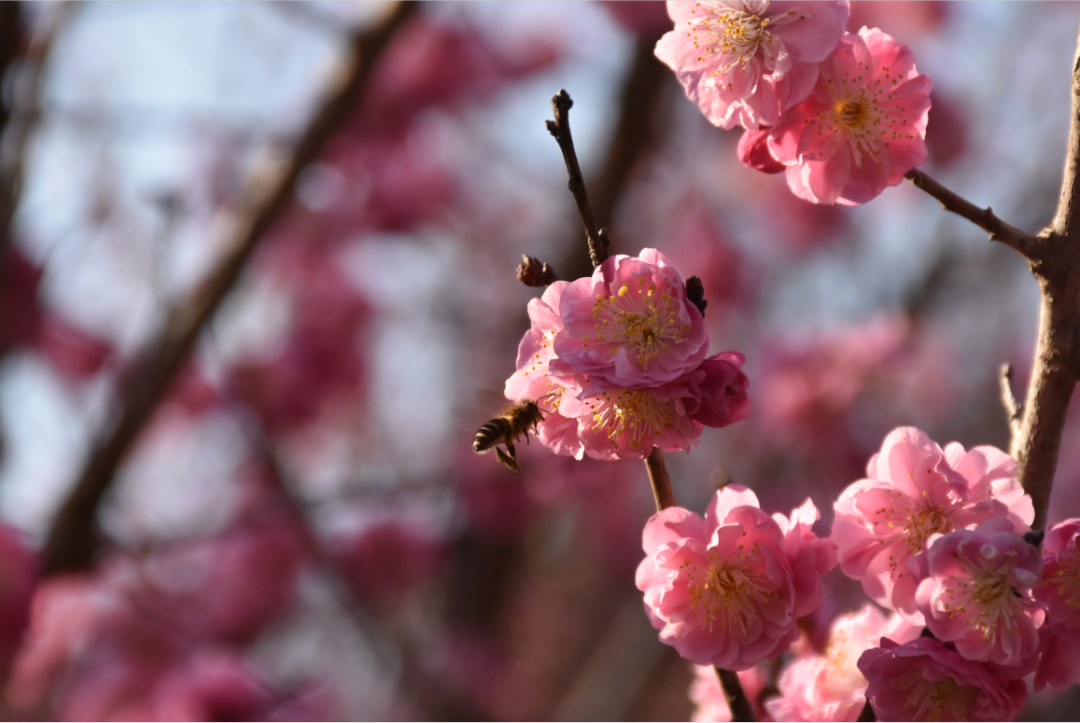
xmin=657 ymin=1 xmax=932 ymax=205
xmin=504 ymin=249 xmax=750 ymax=461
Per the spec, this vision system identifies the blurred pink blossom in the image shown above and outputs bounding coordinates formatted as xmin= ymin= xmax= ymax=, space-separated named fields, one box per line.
xmin=769 ymin=28 xmax=931 ymax=205
xmin=636 ymin=486 xmax=834 ymax=669
xmin=858 ymin=637 xmax=1027 ymax=722
xmin=655 ymin=1 xmax=849 ymax=130
xmin=333 ymin=521 xmax=446 ymax=607
xmin=0 ymin=524 xmax=35 ymax=676
xmin=1032 ymin=518 xmax=1080 ymax=690
xmin=765 ymin=605 xmax=918 ymax=722
xmin=915 ymin=519 xmax=1043 ymax=668
xmin=553 ymin=249 xmax=708 ymax=388
xmin=832 ymin=427 xmax=1031 ymax=622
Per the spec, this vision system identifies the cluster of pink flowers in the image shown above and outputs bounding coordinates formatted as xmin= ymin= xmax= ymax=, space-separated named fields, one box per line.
xmin=671 ymin=427 xmax=1080 ymax=721
xmin=504 ymin=249 xmax=749 ymax=461
xmin=656 ymin=1 xmax=932 ymax=205
xmin=635 ymin=485 xmax=836 ymax=670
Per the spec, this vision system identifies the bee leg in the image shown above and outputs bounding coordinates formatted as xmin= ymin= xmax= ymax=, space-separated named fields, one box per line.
xmin=495 ymin=446 xmax=521 ymax=474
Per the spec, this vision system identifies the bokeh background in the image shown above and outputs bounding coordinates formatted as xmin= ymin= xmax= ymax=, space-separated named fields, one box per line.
xmin=0 ymin=1 xmax=1078 ymax=719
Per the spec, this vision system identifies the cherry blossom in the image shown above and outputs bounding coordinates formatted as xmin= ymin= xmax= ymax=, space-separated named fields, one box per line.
xmin=1032 ymin=519 xmax=1080 ymax=690
xmin=915 ymin=519 xmax=1043 ymax=668
xmin=832 ymin=427 xmax=1031 ymax=622
xmin=765 ymin=606 xmax=919 ymax=722
xmin=768 ymin=27 xmax=932 ymax=205
xmin=858 ymin=637 xmax=1027 ymax=722
xmin=655 ymin=1 xmax=850 ymax=130
xmin=737 ymin=128 xmax=785 ymax=174
xmin=636 ymin=486 xmax=834 ymax=670
xmin=553 ymin=249 xmax=708 ymax=388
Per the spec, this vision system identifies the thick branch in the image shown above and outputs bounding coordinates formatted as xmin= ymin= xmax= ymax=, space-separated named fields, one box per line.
xmin=715 ymin=667 xmax=757 ymax=722
xmin=546 ymin=89 xmax=608 ymax=268
xmin=644 ymin=447 xmax=676 ymax=512
xmin=904 ymin=168 xmax=1035 ymax=257
xmin=40 ymin=1 xmax=417 ymax=576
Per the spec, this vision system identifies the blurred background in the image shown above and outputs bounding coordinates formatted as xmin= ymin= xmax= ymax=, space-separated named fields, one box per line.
xmin=0 ymin=1 xmax=1078 ymax=719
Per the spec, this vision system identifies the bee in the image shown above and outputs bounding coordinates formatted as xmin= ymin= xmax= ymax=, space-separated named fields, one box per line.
xmin=472 ymin=400 xmax=545 ymax=473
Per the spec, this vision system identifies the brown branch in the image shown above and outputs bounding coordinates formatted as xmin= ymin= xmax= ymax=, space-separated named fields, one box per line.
xmin=999 ymin=362 xmax=1023 ymax=454
xmin=904 ymin=168 xmax=1036 ymax=257
xmin=39 ymin=1 xmax=418 ymax=577
xmin=1010 ymin=18 xmax=1080 ymax=534
xmin=645 ymin=447 xmax=676 ymax=512
xmin=857 ymin=699 xmax=876 ymax=722
xmin=546 ymin=89 xmax=609 ymax=269
xmin=715 ymin=667 xmax=757 ymax=722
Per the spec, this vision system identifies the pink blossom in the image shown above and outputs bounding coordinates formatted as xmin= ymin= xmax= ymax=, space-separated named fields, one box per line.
xmin=737 ymin=129 xmax=785 ymax=174
xmin=655 ymin=1 xmax=849 ymax=130
xmin=768 ymin=28 xmax=932 ymax=205
xmin=636 ymin=486 xmax=834 ymax=670
xmin=765 ymin=606 xmax=919 ymax=722
xmin=0 ymin=525 xmax=35 ymax=675
xmin=915 ymin=519 xmax=1043 ymax=668
xmin=1033 ymin=518 xmax=1080 ymax=642
xmin=858 ymin=637 xmax=1027 ymax=722
xmin=1033 ymin=627 xmax=1080 ymax=692
xmin=689 ymin=662 xmax=771 ymax=722
xmin=333 ymin=521 xmax=445 ymax=607
xmin=553 ymin=249 xmax=708 ymax=388
xmin=832 ymin=427 xmax=1031 ymax=622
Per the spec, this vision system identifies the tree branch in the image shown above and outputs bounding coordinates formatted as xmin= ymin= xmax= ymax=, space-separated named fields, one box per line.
xmin=644 ymin=447 xmax=676 ymax=512
xmin=999 ymin=362 xmax=1023 ymax=454
xmin=546 ymin=89 xmax=608 ymax=269
xmin=904 ymin=168 xmax=1036 ymax=257
xmin=1010 ymin=18 xmax=1080 ymax=534
xmin=715 ymin=667 xmax=757 ymax=722
xmin=39 ymin=1 xmax=418 ymax=576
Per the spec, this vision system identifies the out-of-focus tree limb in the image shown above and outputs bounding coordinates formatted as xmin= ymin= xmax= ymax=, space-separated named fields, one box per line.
xmin=40 ymin=0 xmax=418 ymax=576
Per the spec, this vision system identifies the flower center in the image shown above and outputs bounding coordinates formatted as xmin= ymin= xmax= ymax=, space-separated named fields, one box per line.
xmin=903 ymin=504 xmax=952 ymax=552
xmin=897 ymin=670 xmax=976 ymax=721
xmin=686 ymin=554 xmax=772 ymax=636
xmin=1048 ymin=554 xmax=1080 ymax=609
xmin=586 ymin=389 xmax=675 ymax=449
xmin=828 ymin=92 xmax=885 ymax=170
xmin=590 ymin=278 xmax=689 ymax=371
xmin=822 ymin=618 xmax=870 ymax=694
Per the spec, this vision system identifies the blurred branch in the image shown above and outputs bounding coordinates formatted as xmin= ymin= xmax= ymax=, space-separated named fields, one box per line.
xmin=546 ymin=89 xmax=608 ymax=269
xmin=715 ymin=667 xmax=756 ymax=722
xmin=999 ymin=363 xmax=1023 ymax=452
xmin=904 ymin=168 xmax=1035 ymax=258
xmin=40 ymin=0 xmax=418 ymax=576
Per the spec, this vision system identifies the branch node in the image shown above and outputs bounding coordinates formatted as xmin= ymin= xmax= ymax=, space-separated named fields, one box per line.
xmin=517 ymin=254 xmax=559 ymax=287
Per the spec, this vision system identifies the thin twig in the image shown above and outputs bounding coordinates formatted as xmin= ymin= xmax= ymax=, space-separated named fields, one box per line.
xmin=546 ymin=89 xmax=609 ymax=269
xmin=904 ymin=168 xmax=1035 ymax=258
xmin=644 ymin=447 xmax=676 ymax=512
xmin=999 ymin=362 xmax=1023 ymax=454
xmin=40 ymin=1 xmax=418 ymax=576
xmin=715 ymin=667 xmax=757 ymax=722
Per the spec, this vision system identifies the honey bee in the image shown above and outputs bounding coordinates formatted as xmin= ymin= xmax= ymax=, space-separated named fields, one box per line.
xmin=472 ymin=400 xmax=545 ymax=473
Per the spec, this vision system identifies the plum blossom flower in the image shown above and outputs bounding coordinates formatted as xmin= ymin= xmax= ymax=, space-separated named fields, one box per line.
xmin=832 ymin=427 xmax=1032 ymax=622
xmin=506 ymin=265 xmax=750 ymax=462
xmin=737 ymin=128 xmax=785 ymax=173
xmin=915 ymin=519 xmax=1044 ymax=668
xmin=768 ymin=27 xmax=932 ymax=205
xmin=636 ymin=486 xmax=835 ymax=670
xmin=1032 ymin=519 xmax=1080 ymax=690
xmin=765 ymin=606 xmax=919 ymax=722
xmin=858 ymin=637 xmax=1027 ymax=722
xmin=553 ymin=249 xmax=708 ymax=388
xmin=655 ymin=1 xmax=850 ymax=130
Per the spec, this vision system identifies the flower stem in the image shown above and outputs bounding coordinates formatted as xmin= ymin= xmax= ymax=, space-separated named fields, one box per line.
xmin=715 ymin=667 xmax=757 ymax=722
xmin=644 ymin=447 xmax=677 ymax=512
